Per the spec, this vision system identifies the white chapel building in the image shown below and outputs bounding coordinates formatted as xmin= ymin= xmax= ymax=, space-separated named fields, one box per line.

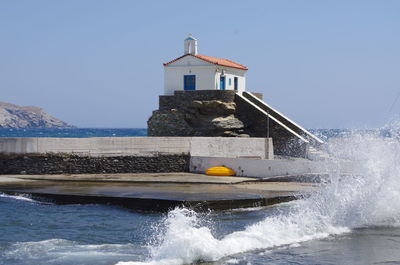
xmin=163 ymin=35 xmax=248 ymax=95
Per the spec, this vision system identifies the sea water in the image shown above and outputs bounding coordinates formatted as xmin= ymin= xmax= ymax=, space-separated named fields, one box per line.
xmin=0 ymin=128 xmax=147 ymax=138
xmin=2 ymin=128 xmax=400 ymax=265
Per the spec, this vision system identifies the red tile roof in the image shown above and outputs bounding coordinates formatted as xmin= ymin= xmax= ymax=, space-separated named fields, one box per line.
xmin=163 ymin=54 xmax=248 ymax=70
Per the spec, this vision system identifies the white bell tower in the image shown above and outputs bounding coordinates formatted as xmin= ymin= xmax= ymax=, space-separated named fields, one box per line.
xmin=184 ymin=34 xmax=198 ymax=55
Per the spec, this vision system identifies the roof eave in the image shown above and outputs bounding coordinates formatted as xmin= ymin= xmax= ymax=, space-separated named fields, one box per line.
xmin=163 ymin=54 xmax=248 ymax=70
xmin=214 ymin=63 xmax=248 ymax=71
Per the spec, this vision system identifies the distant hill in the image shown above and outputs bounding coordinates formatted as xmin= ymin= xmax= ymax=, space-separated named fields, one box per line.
xmin=0 ymin=102 xmax=73 ymax=128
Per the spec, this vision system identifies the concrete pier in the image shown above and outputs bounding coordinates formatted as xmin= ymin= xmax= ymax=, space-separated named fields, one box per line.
xmin=0 ymin=173 xmax=317 ymax=211
xmin=0 ymin=136 xmax=330 ymax=211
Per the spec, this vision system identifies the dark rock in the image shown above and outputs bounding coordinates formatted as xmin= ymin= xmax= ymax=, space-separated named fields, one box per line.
xmin=147 ymin=110 xmax=194 ymax=136
xmin=148 ymin=91 xmax=246 ymax=137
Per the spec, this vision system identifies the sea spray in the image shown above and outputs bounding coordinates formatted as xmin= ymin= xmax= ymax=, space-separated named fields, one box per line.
xmin=117 ymin=130 xmax=400 ymax=265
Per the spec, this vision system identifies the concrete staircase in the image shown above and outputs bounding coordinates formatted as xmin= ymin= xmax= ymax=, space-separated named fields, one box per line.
xmin=234 ymin=93 xmax=309 ymax=157
xmin=234 ymin=91 xmax=326 ymax=158
xmin=241 ymin=92 xmax=324 ymax=147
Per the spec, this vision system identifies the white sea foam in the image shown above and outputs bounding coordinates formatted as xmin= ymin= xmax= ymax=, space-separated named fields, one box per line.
xmin=119 ymin=129 xmax=400 ymax=265
xmin=227 ymin=206 xmax=266 ymax=212
xmin=0 ymin=192 xmax=36 ymax=202
xmin=4 ymin=238 xmax=141 ymax=264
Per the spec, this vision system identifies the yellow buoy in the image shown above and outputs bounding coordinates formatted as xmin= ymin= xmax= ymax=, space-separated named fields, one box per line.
xmin=205 ymin=166 xmax=236 ymax=176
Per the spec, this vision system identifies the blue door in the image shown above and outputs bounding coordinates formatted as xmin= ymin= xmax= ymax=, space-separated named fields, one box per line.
xmin=220 ymin=76 xmax=226 ymax=90
xmin=184 ymin=75 xmax=196 ymax=90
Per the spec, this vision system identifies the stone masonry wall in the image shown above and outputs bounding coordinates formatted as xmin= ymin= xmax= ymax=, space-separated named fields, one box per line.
xmin=0 ymin=153 xmax=190 ymax=175
xmin=159 ymin=90 xmax=236 ymax=110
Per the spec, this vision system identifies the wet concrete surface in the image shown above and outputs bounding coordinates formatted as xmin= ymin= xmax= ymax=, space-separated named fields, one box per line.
xmin=0 ymin=173 xmax=318 ymax=211
xmin=1 ymin=172 xmax=255 ymax=184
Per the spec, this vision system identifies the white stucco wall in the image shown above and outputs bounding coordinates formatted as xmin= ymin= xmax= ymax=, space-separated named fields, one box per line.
xmin=164 ymin=66 xmax=216 ymax=95
xmin=214 ymin=67 xmax=246 ymax=93
xmin=189 ymin=156 xmax=329 ymax=178
xmin=164 ymin=56 xmax=247 ymax=95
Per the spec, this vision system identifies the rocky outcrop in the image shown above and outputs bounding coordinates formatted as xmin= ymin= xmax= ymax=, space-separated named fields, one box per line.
xmin=0 ymin=102 xmax=73 ymax=128
xmin=148 ymin=99 xmax=248 ymax=137
xmin=147 ymin=90 xmax=312 ymax=157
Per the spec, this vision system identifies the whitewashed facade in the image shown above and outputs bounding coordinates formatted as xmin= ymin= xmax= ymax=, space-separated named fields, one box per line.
xmin=163 ymin=35 xmax=248 ymax=96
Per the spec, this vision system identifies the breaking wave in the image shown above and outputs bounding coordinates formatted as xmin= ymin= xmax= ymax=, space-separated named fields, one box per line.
xmin=117 ymin=128 xmax=400 ymax=265
xmin=0 ymin=192 xmax=37 ymax=203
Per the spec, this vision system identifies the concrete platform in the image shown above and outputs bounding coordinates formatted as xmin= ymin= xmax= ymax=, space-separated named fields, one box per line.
xmin=2 ymin=172 xmax=254 ymax=184
xmin=0 ymin=173 xmax=318 ymax=211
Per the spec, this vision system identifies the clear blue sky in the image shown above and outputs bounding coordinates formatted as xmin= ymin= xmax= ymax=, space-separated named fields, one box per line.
xmin=1 ymin=0 xmax=399 ymax=129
